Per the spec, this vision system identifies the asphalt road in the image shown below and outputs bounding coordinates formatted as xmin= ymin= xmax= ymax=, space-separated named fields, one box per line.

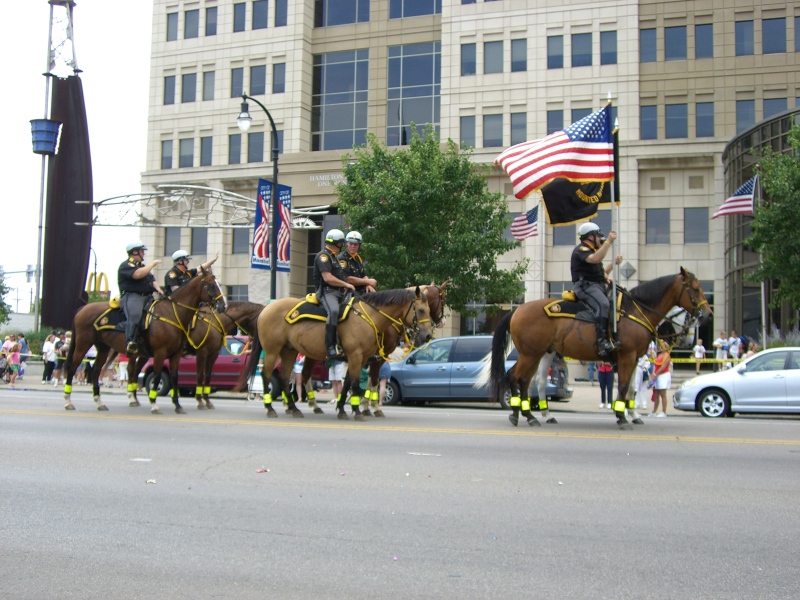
xmin=2 ymin=385 xmax=800 ymax=599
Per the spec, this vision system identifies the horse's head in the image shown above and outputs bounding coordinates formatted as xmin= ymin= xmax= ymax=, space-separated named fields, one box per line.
xmin=407 ymin=286 xmax=434 ymax=346
xmin=199 ymin=273 xmax=226 ymax=312
xmin=678 ymin=267 xmax=712 ymax=325
xmin=425 ymin=281 xmax=447 ymax=328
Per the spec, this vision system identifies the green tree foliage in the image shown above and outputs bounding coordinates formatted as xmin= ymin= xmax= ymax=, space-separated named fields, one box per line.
xmin=0 ymin=274 xmax=11 ymax=325
xmin=747 ymin=125 xmax=800 ymax=313
xmin=335 ymin=127 xmax=528 ymax=316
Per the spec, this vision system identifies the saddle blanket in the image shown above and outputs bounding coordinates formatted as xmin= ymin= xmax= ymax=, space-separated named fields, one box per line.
xmin=543 ymin=292 xmax=623 ymax=323
xmin=93 ymin=297 xmax=155 ymax=332
xmin=284 ymin=296 xmax=355 ymax=325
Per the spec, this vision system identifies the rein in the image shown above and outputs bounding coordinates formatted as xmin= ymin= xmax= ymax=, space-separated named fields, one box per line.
xmin=147 ymin=277 xmax=224 ymax=349
xmin=351 ymin=292 xmax=425 ymax=359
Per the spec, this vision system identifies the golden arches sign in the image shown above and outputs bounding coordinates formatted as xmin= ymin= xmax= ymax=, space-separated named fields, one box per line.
xmin=86 ymin=272 xmax=109 ymax=297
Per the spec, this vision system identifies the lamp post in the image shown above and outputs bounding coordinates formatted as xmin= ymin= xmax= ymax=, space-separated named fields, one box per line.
xmin=237 ymin=94 xmax=279 ymax=301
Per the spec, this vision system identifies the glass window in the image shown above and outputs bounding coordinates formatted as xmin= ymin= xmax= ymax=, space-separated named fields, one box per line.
xmin=696 ymin=102 xmax=714 ymax=137
xmin=179 ymin=138 xmax=194 ymax=168
xmin=695 ymin=23 xmax=713 ymax=58
xmin=203 ymin=71 xmax=215 ymax=101
xmin=248 ymin=132 xmax=264 ymax=163
xmin=389 ymin=0 xmax=441 ymax=19
xmin=664 ymin=25 xmax=686 ymax=60
xmin=164 ymin=75 xmax=175 ymax=105
xmin=227 ymin=285 xmax=249 ymax=301
xmin=386 ymin=42 xmax=441 ymax=146
xmin=232 ymin=228 xmax=250 ymax=255
xmin=591 ymin=210 xmax=611 ymax=236
xmin=571 ymin=33 xmax=592 ymax=67
xmin=684 ymin=208 xmax=708 ymax=244
xmin=763 ymin=98 xmax=787 ymax=119
xmin=735 ymin=21 xmax=753 ymax=56
xmin=553 ymin=224 xmax=575 ymax=246
xmin=547 ymin=281 xmax=572 ymax=298
xmin=510 ymin=112 xmax=526 ymax=146
xmin=640 ymin=105 xmax=657 ymax=140
xmin=665 ymin=103 xmax=687 ymax=138
xmin=484 ymin=41 xmax=503 ymax=74
xmin=747 ymin=351 xmax=789 ymax=372
xmin=166 ymin=12 xmax=178 ymax=41
xmin=462 ymin=0 xmax=476 ymax=4
xmin=184 ymin=10 xmax=199 ymax=38
xmin=600 ymin=31 xmax=617 ymax=65
xmin=250 ymin=65 xmax=266 ymax=95
xmin=231 ymin=67 xmax=244 ymax=98
xmin=161 ymin=140 xmax=173 ymax=169
xmin=461 ymin=43 xmax=476 ymax=75
xmin=412 ymin=338 xmax=454 ymax=364
xmin=206 ymin=7 xmax=218 ymax=36
xmin=736 ymin=100 xmax=755 ymax=134
xmin=181 ymin=73 xmax=196 ymax=103
xmin=646 ymin=208 xmax=670 ymax=244
xmin=571 ymin=108 xmax=591 ymax=124
xmin=763 ymin=18 xmax=786 ymax=55
xmin=547 ymin=35 xmax=563 ymax=69
xmin=483 ymin=114 xmax=502 ymax=147
xmin=164 ymin=227 xmax=181 ymax=257
xmin=460 ymin=115 xmax=475 ymax=149
xmin=511 ymin=39 xmax=527 ymax=72
xmin=233 ymin=3 xmax=246 ymax=32
xmin=191 ymin=228 xmax=208 ymax=255
xmin=311 ymin=50 xmax=370 ymax=151
xmin=253 ymin=0 xmax=268 ymax=29
xmin=547 ymin=110 xmax=563 ymax=134
xmin=273 ymin=63 xmax=286 ymax=94
xmin=200 ymin=136 xmax=213 ymax=166
xmin=315 ymin=0 xmax=369 ymax=27
xmin=797 ymin=17 xmax=800 ymax=53
xmin=272 ymin=130 xmax=284 ymax=155
xmin=229 ymin=134 xmax=241 ymax=164
xmin=275 ymin=0 xmax=288 ymax=27
xmin=640 ymin=28 xmax=656 ymax=63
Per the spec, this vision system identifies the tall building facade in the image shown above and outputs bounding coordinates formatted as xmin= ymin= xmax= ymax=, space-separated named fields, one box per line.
xmin=141 ymin=0 xmax=799 ymax=340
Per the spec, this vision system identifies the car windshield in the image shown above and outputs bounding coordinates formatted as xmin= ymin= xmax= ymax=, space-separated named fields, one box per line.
xmin=746 ymin=351 xmax=788 ymax=372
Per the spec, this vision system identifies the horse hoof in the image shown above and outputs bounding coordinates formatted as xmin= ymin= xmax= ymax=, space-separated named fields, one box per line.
xmin=337 ymin=412 xmax=349 ymax=420
xmin=361 ymin=409 xmax=372 ymax=417
xmin=527 ymin=417 xmax=541 ymax=427
xmin=546 ymin=418 xmax=558 ymax=424
xmin=206 ymin=402 xmax=215 ymax=410
xmin=292 ymin=410 xmax=304 ymax=418
xmin=632 ymin=418 xmax=644 ymax=425
xmin=374 ymin=410 xmax=385 ymax=418
xmin=64 ymin=403 xmax=75 ymax=411
xmin=97 ymin=404 xmax=108 ymax=412
xmin=129 ymin=400 xmax=140 ymax=408
xmin=266 ymin=409 xmax=278 ymax=418
xmin=197 ymin=404 xmax=207 ymax=410
xmin=175 ymin=407 xmax=186 ymax=414
xmin=313 ymin=407 xmax=324 ymax=414
xmin=151 ymin=406 xmax=162 ymax=415
xmin=508 ymin=414 xmax=519 ymax=427
xmin=354 ymin=413 xmax=366 ymax=422
xmin=617 ymin=419 xmax=632 ymax=430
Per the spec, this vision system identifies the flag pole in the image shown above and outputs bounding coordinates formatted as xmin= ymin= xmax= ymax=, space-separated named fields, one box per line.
xmin=539 ymin=196 xmax=545 ymax=298
xmin=755 ymin=174 xmax=768 ymax=348
xmin=609 ymin=95 xmax=619 ymax=337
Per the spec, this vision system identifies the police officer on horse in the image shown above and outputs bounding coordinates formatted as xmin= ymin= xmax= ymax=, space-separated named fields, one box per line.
xmin=118 ymin=241 xmax=165 ymax=354
xmin=338 ymin=230 xmax=377 ymax=294
xmin=571 ymin=222 xmax=623 ymax=358
xmin=164 ymin=249 xmax=219 ymax=295
xmin=313 ymin=229 xmax=355 ymax=359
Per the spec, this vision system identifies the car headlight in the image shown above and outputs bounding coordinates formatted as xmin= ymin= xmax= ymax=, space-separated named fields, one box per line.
xmin=681 ymin=378 xmax=697 ymax=389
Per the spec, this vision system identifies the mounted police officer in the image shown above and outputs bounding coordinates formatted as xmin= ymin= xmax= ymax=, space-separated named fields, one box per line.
xmin=571 ymin=222 xmax=623 ymax=358
xmin=313 ymin=229 xmax=355 ymax=359
xmin=164 ymin=249 xmax=219 ymax=295
xmin=118 ymin=241 xmax=165 ymax=355
xmin=338 ymin=231 xmax=377 ymax=294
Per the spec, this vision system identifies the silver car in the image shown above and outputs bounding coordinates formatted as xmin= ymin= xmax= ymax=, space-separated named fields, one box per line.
xmin=673 ymin=346 xmax=800 ymax=418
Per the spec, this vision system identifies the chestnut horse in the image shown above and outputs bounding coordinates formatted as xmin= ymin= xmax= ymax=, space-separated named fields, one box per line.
xmin=486 ymin=268 xmax=711 ymax=429
xmin=62 ymin=271 xmax=224 ymax=413
xmin=234 ymin=287 xmax=434 ymax=420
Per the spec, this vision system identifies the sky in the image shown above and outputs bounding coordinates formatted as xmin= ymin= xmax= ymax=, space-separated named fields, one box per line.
xmin=1 ymin=0 xmax=153 ymax=310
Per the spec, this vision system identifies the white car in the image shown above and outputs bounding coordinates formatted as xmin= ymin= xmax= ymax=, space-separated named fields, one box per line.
xmin=673 ymin=347 xmax=800 ymax=418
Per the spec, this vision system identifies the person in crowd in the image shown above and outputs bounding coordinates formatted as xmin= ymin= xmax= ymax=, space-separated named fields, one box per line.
xmin=587 ymin=361 xmax=596 ymax=385
xmin=52 ymin=332 xmax=69 ymax=387
xmin=41 ymin=334 xmax=56 ymax=383
xmin=745 ymin=341 xmax=760 ymax=358
xmin=692 ymin=338 xmax=706 ymax=375
xmin=597 ymin=361 xmax=614 ymax=409
xmin=117 ymin=353 xmax=129 ymax=388
xmin=375 ymin=360 xmax=391 ymax=417
xmin=728 ymin=330 xmax=741 ymax=364
xmin=634 ymin=354 xmax=650 ymax=411
xmin=650 ymin=339 xmax=672 ymax=417
xmin=293 ymin=353 xmax=306 ymax=401
xmin=17 ymin=334 xmax=28 ymax=380
xmin=328 ymin=358 xmax=346 ymax=404
xmin=712 ymin=331 xmax=728 ymax=371
xmin=7 ymin=342 xmax=21 ymax=389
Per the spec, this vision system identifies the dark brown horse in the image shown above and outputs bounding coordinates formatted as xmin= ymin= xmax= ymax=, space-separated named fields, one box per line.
xmin=486 ymin=268 xmax=711 ymax=429
xmin=62 ymin=271 xmax=224 ymax=413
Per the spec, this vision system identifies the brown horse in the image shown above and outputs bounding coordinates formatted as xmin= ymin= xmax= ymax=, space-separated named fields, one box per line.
xmin=234 ymin=287 xmax=434 ymax=420
xmin=62 ymin=271 xmax=224 ymax=413
xmin=486 ymin=268 xmax=712 ymax=429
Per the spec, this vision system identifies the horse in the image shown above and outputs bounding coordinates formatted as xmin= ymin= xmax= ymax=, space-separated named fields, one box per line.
xmin=485 ymin=268 xmax=712 ymax=429
xmin=234 ymin=287 xmax=434 ymax=420
xmin=62 ymin=270 xmax=225 ymax=413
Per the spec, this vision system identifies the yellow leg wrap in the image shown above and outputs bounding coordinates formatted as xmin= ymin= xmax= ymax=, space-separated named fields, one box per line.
xmin=203 ymin=386 xmax=210 ymax=395
xmin=538 ymin=399 xmax=548 ymax=411
xmin=509 ymin=396 xmax=521 ymax=408
xmin=281 ymin=391 xmax=290 ymax=404
xmin=350 ymin=395 xmax=361 ymax=407
xmin=148 ymin=389 xmax=158 ymax=401
xmin=263 ymin=393 xmax=273 ymax=406
xmin=521 ymin=399 xmax=531 ymax=412
xmin=64 ymin=384 xmax=73 ymax=394
xmin=196 ymin=386 xmax=204 ymax=396
xmin=128 ymin=383 xmax=137 ymax=393
xmin=612 ymin=399 xmax=626 ymax=412
xmin=366 ymin=390 xmax=374 ymax=401
xmin=307 ymin=390 xmax=316 ymax=401
xmin=170 ymin=387 xmax=177 ymax=399
xmin=627 ymin=399 xmax=635 ymax=410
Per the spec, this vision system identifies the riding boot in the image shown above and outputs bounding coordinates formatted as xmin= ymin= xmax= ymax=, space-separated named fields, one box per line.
xmin=325 ymin=324 xmax=338 ymax=359
xmin=596 ymin=318 xmax=620 ymax=357
xmin=126 ymin=322 xmax=140 ymax=354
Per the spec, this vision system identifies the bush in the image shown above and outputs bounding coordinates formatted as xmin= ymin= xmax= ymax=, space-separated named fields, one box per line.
xmin=762 ymin=325 xmax=800 ymax=349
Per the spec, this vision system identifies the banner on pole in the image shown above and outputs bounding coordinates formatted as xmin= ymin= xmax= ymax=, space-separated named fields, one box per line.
xmin=252 ymin=178 xmax=292 ymax=272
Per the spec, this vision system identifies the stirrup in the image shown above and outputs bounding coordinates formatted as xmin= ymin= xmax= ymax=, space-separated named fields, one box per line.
xmin=126 ymin=341 xmax=139 ymax=354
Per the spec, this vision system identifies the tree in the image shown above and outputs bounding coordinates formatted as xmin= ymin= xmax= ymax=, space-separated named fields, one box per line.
xmin=747 ymin=125 xmax=800 ymax=313
xmin=336 ymin=127 xmax=528 ymax=316
xmin=0 ymin=274 xmax=11 ymax=325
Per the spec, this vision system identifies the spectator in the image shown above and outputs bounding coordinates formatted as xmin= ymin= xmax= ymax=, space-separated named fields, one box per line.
xmin=728 ymin=330 xmax=741 ymax=363
xmin=41 ymin=334 xmax=56 ymax=382
xmin=597 ymin=361 xmax=614 ymax=408
xmin=52 ymin=332 xmax=69 ymax=386
xmin=84 ymin=345 xmax=98 ymax=385
xmin=692 ymin=339 xmax=706 ymax=374
xmin=634 ymin=354 xmax=650 ymax=411
xmin=745 ymin=341 xmax=759 ymax=358
xmin=17 ymin=334 xmax=29 ymax=380
xmin=293 ymin=353 xmax=306 ymax=402
xmin=328 ymin=359 xmax=346 ymax=404
xmin=8 ymin=343 xmax=21 ymax=389
xmin=650 ymin=340 xmax=672 ymax=417
xmin=712 ymin=331 xmax=728 ymax=371
xmin=117 ymin=353 xmax=129 ymax=388
xmin=375 ymin=360 xmax=391 ymax=417
xmin=587 ymin=361 xmax=596 ymax=385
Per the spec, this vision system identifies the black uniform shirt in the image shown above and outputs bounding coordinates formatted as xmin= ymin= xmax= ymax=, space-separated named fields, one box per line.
xmin=313 ymin=247 xmax=346 ymax=291
xmin=118 ymin=258 xmax=156 ymax=294
xmin=165 ymin=266 xmax=197 ymax=291
xmin=570 ymin=243 xmax=605 ymax=283
xmin=338 ymin=250 xmax=368 ymax=293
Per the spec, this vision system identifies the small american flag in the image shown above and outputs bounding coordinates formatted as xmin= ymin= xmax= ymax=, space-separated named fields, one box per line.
xmin=277 ymin=197 xmax=292 ymax=262
xmin=496 ymin=105 xmax=614 ymax=200
xmin=712 ymin=175 xmax=757 ymax=219
xmin=510 ymin=206 xmax=539 ymax=241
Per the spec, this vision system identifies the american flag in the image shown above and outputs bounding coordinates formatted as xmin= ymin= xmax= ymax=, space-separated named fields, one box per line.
xmin=510 ymin=206 xmax=539 ymax=241
xmin=253 ymin=190 xmax=269 ymax=259
xmin=496 ymin=105 xmax=614 ymax=200
xmin=277 ymin=195 xmax=291 ymax=262
xmin=712 ymin=175 xmax=757 ymax=219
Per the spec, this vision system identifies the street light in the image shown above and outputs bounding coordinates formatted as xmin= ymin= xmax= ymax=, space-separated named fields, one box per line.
xmin=237 ymin=94 xmax=279 ymax=300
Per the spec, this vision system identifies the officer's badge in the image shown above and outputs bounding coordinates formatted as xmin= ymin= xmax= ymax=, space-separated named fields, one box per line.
xmin=320 ymin=254 xmax=329 ymax=263
xmin=579 ymin=246 xmax=589 ymax=251
xmin=339 ymin=260 xmax=347 ymax=269
xmin=168 ymin=272 xmax=176 ymax=279
xmin=551 ymin=304 xmax=561 ymax=313
xmin=291 ymin=310 xmax=299 ymax=319
xmin=100 ymin=316 xmax=109 ymax=325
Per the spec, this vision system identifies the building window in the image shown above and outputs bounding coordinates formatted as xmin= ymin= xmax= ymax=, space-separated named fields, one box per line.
xmin=164 ymin=76 xmax=175 ymax=105
xmin=736 ymin=100 xmax=755 ymax=134
xmin=315 ymin=0 xmax=369 ymax=27
xmin=591 ymin=211 xmax=611 ymax=236
xmin=695 ymin=23 xmax=713 ymax=58
xmin=640 ymin=105 xmax=657 ymax=140
xmin=510 ymin=112 xmax=526 ymax=146
xmin=571 ymin=33 xmax=592 ymax=67
xmin=203 ymin=71 xmax=215 ymax=101
xmin=664 ymin=25 xmax=686 ymax=60
xmin=763 ymin=98 xmax=787 ymax=119
xmin=640 ymin=28 xmax=656 ymax=63
xmin=275 ymin=0 xmax=288 ymax=27
xmin=232 ymin=229 xmax=250 ymax=255
xmin=231 ymin=67 xmax=244 ymax=98
xmin=665 ymin=103 xmax=687 ymax=139
xmin=272 ymin=130 xmax=284 ymax=155
xmin=200 ymin=136 xmax=213 ymax=166
xmin=696 ymin=102 xmax=714 ymax=137
xmin=181 ymin=73 xmax=196 ymax=103
xmin=484 ymin=41 xmax=503 ymax=74
xmin=250 ymin=65 xmax=266 ymax=95
xmin=553 ymin=225 xmax=575 ymax=246
xmin=460 ymin=115 xmax=475 ymax=149
xmin=233 ymin=3 xmax=246 ymax=32
xmin=184 ymin=9 xmax=199 ymax=39
xmin=483 ymin=114 xmax=502 ymax=148
xmin=227 ymin=285 xmax=249 ymax=301
xmin=547 ymin=110 xmax=563 ymax=134
xmin=511 ymin=39 xmax=527 ymax=72
xmin=229 ymin=134 xmax=241 ymax=164
xmin=161 ymin=140 xmax=173 ymax=169
xmin=547 ymin=281 xmax=572 ymax=298
xmin=191 ymin=228 xmax=207 ymax=255
xmin=165 ymin=228 xmax=181 ymax=257
xmin=206 ymin=7 xmax=218 ymax=36
xmin=684 ymin=208 xmax=708 ymax=244
xmin=387 ymin=42 xmax=441 ymax=147
xmin=462 ymin=0 xmax=476 ymax=3
xmin=571 ymin=108 xmax=591 ymax=124
xmin=389 ymin=0 xmax=441 ymax=19
xmin=179 ymin=138 xmax=194 ymax=168
xmin=735 ymin=21 xmax=753 ymax=56
xmin=547 ymin=35 xmax=563 ymax=69
xmin=646 ymin=209 xmax=670 ymax=244
xmin=461 ymin=43 xmax=476 ymax=75
xmin=797 ymin=17 xmax=800 ymax=52
xmin=763 ymin=18 xmax=786 ymax=55
xmin=166 ymin=12 xmax=178 ymax=41
xmin=273 ymin=63 xmax=286 ymax=93
xmin=248 ymin=132 xmax=264 ymax=163
xmin=312 ymin=50 xmax=369 ymax=151
xmin=600 ymin=31 xmax=617 ymax=65
xmin=253 ymin=0 xmax=268 ymax=29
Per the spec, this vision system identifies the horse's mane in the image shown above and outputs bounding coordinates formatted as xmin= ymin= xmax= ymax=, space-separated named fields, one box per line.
xmin=623 ymin=274 xmax=681 ymax=311
xmin=226 ymin=301 xmax=263 ymax=312
xmin=360 ymin=289 xmax=416 ymax=307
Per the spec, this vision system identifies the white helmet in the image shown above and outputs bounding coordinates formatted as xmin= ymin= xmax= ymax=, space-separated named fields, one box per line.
xmin=172 ymin=249 xmax=190 ymax=262
xmin=577 ymin=222 xmax=602 ymax=239
xmin=325 ymin=229 xmax=345 ymax=244
xmin=126 ymin=240 xmax=147 ymax=253
xmin=345 ymin=231 xmax=362 ymax=244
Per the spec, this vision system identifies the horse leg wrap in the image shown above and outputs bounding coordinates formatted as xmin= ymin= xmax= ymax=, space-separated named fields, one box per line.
xmin=148 ymin=389 xmax=158 ymax=401
xmin=263 ymin=393 xmax=273 ymax=407
xmin=350 ymin=395 xmax=361 ymax=407
xmin=538 ymin=399 xmax=549 ymax=411
xmin=612 ymin=399 xmax=626 ymax=413
xmin=509 ymin=396 xmax=521 ymax=408
xmin=626 ymin=398 xmax=635 ymax=410
xmin=196 ymin=385 xmax=203 ymax=396
xmin=520 ymin=399 xmax=531 ymax=412
xmin=282 ymin=391 xmax=291 ymax=405
xmin=307 ymin=390 xmax=316 ymax=402
xmin=170 ymin=387 xmax=178 ymax=399
xmin=64 ymin=384 xmax=73 ymax=394
xmin=128 ymin=383 xmax=137 ymax=393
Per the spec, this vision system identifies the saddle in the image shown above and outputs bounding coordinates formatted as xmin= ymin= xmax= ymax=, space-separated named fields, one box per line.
xmin=543 ymin=290 xmax=622 ymax=324
xmin=284 ymin=294 xmax=355 ymax=325
xmin=92 ymin=296 xmax=155 ymax=332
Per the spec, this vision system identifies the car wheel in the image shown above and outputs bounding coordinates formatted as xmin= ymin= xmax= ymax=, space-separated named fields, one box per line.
xmin=178 ymin=387 xmax=195 ymax=397
xmin=698 ymin=389 xmax=731 ymax=418
xmin=384 ymin=380 xmax=401 ymax=405
xmin=499 ymin=390 xmax=511 ymax=410
xmin=144 ymin=371 xmax=171 ymax=397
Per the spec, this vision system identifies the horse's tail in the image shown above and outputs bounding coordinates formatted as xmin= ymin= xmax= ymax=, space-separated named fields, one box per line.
xmin=233 ymin=330 xmax=261 ymax=393
xmin=487 ymin=311 xmax=514 ymax=402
